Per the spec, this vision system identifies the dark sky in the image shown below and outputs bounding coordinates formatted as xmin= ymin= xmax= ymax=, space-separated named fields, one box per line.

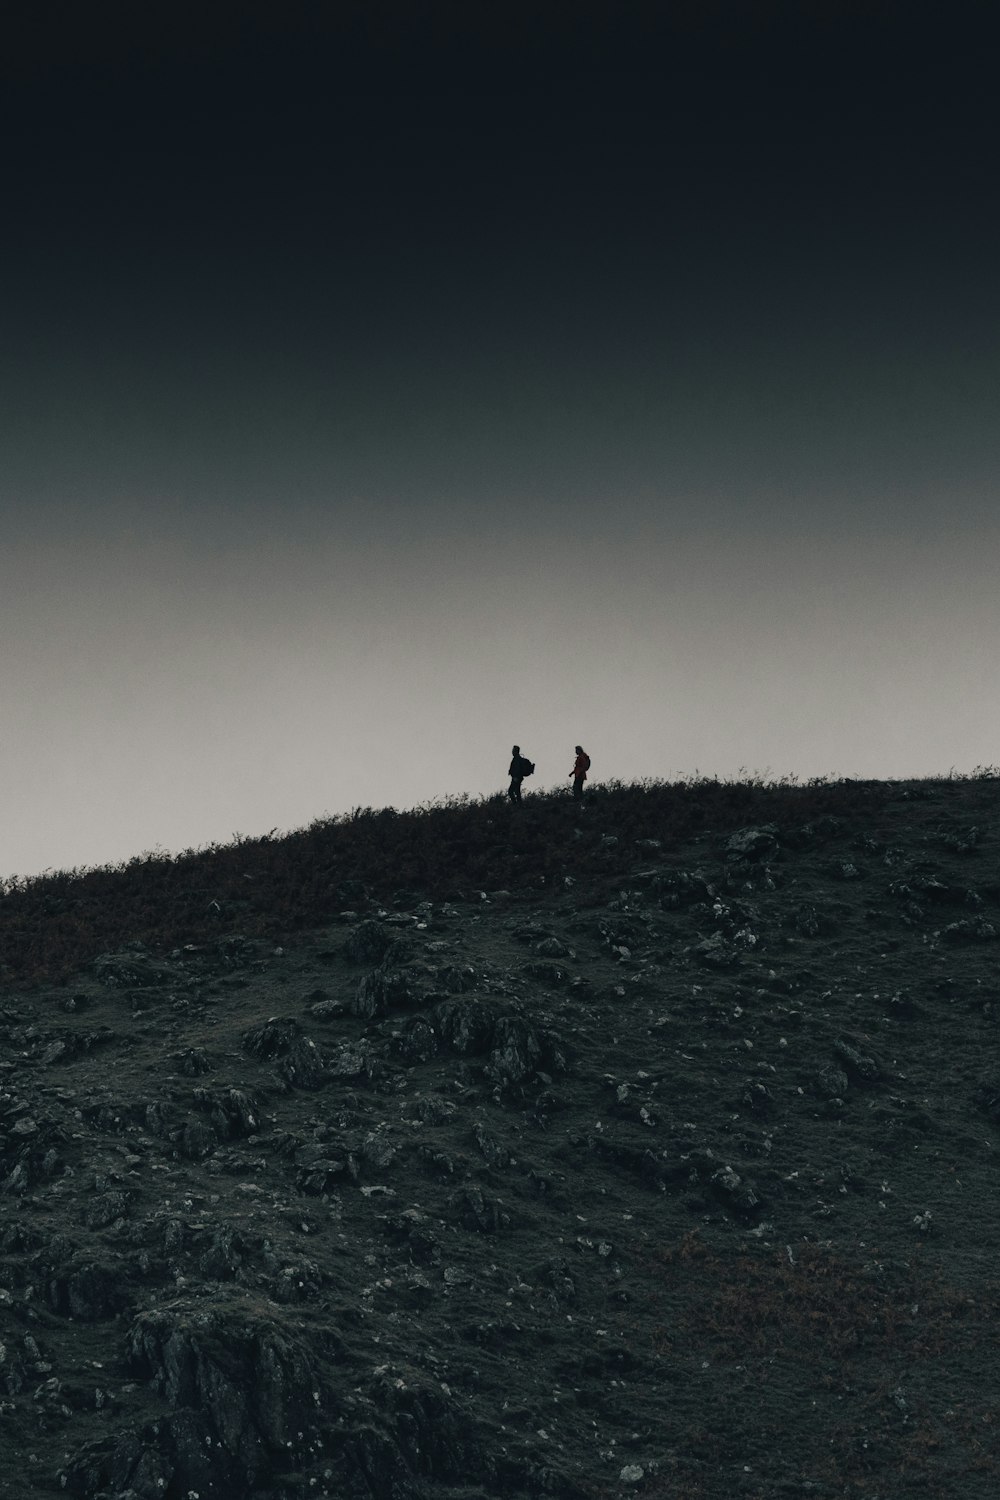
xmin=3 ymin=3 xmax=998 ymax=875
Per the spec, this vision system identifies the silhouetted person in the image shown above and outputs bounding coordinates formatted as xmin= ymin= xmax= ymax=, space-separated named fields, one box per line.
xmin=570 ymin=745 xmax=590 ymax=800
xmin=508 ymin=745 xmax=533 ymax=803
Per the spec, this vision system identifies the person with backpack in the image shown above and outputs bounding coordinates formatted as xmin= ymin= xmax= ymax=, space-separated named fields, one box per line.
xmin=570 ymin=745 xmax=591 ymax=800
xmin=508 ymin=745 xmax=534 ymax=804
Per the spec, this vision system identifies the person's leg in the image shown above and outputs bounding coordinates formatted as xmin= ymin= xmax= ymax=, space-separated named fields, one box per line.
xmin=573 ymin=776 xmax=584 ymax=800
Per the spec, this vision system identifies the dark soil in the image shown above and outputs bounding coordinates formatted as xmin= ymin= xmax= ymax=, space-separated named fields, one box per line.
xmin=2 ymin=775 xmax=1000 ymax=1498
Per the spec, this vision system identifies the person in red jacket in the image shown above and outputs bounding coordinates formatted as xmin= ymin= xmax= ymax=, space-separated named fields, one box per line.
xmin=570 ymin=745 xmax=590 ymax=800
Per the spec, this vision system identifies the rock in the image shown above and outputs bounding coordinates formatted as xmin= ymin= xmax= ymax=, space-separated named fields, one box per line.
xmin=437 ymin=963 xmax=477 ymax=993
xmin=327 ymin=1042 xmax=379 ymax=1079
xmin=693 ymin=932 xmax=740 ymax=969
xmin=84 ymin=1189 xmax=133 ymax=1229
xmin=710 ymin=1163 xmax=762 ymax=1218
xmin=740 ymin=1080 xmax=773 ymax=1116
xmin=816 ymin=1063 xmax=849 ymax=1099
xmin=198 ymin=1225 xmax=253 ymax=1279
xmin=436 ymin=998 xmax=500 ymax=1055
xmin=654 ymin=869 xmax=713 ymax=908
xmin=418 ymin=1145 xmax=457 ymax=1178
xmin=241 ymin=1015 xmax=302 ymax=1059
xmin=127 ymin=1299 xmax=325 ymax=1485
xmin=361 ymin=1128 xmax=398 ymax=1170
xmin=389 ymin=1016 xmax=439 ymax=1063
xmin=448 ymin=1184 xmax=510 ymax=1233
xmin=483 ymin=1013 xmax=568 ymax=1091
xmin=512 ymin=924 xmax=553 ymax=944
xmin=94 ymin=952 xmax=181 ymax=988
xmin=169 ymin=1046 xmax=213 ymax=1075
xmin=309 ymin=996 xmax=347 ymax=1021
xmin=726 ymin=826 xmax=779 ymax=859
xmin=361 ymin=1367 xmax=479 ymax=1485
xmin=343 ymin=919 xmax=394 ymax=964
xmin=179 ymin=1119 xmax=217 ymax=1159
xmin=790 ymin=902 xmax=835 ymax=937
xmin=192 ymin=1086 xmax=262 ymax=1138
xmin=485 ymin=1015 xmax=546 ymax=1087
xmin=473 ymin=1121 xmax=514 ymax=1169
xmin=354 ymin=965 xmax=423 ymax=1018
xmin=406 ymin=1094 xmax=457 ymax=1125
xmin=60 ymin=1409 xmax=222 ymax=1498
xmin=938 ymin=918 xmax=998 ymax=943
xmin=276 ymin=1035 xmax=327 ymax=1089
xmin=832 ymin=1037 xmax=881 ymax=1083
xmin=296 ymin=1155 xmax=354 ymax=1194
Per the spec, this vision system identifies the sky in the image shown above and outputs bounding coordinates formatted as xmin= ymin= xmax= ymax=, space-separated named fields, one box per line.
xmin=2 ymin=2 xmax=998 ymax=878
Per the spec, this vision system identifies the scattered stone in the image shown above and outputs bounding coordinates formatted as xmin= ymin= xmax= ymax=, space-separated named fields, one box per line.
xmin=938 ymin=917 xmax=998 ymax=943
xmin=711 ymin=1163 xmax=762 ymax=1218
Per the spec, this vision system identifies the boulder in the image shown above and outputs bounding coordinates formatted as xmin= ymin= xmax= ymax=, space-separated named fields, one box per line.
xmin=726 ymin=826 xmax=779 ymax=860
xmin=435 ymin=998 xmax=501 ymax=1055
xmin=94 ymin=952 xmax=182 ymax=989
xmin=241 ymin=1015 xmax=302 ymax=1059
xmin=126 ymin=1299 xmax=325 ymax=1486
xmin=353 ymin=964 xmax=423 ymax=1018
xmin=343 ymin=919 xmax=393 ymax=964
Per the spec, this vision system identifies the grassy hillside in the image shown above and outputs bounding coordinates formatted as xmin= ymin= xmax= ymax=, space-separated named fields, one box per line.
xmin=2 ymin=772 xmax=999 ymax=1499
xmin=0 ymin=774 xmax=927 ymax=985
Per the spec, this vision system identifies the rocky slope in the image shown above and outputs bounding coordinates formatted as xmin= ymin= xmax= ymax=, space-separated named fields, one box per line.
xmin=1 ymin=776 xmax=999 ymax=1499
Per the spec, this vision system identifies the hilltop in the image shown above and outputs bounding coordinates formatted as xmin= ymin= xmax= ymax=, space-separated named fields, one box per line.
xmin=1 ymin=774 xmax=999 ymax=1499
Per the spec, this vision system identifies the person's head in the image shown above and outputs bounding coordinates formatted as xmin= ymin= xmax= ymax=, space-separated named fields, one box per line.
xmin=512 ymin=745 xmax=520 ymax=755
xmin=575 ymin=745 xmax=583 ymax=754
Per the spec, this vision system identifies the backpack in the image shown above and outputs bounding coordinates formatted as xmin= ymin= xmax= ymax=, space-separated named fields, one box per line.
xmin=521 ymin=758 xmax=535 ymax=777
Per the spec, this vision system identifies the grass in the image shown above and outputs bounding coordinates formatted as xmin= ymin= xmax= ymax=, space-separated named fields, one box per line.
xmin=2 ymin=771 xmax=995 ymax=987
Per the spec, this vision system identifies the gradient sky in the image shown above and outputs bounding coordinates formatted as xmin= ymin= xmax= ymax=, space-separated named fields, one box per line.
xmin=2 ymin=3 xmax=998 ymax=878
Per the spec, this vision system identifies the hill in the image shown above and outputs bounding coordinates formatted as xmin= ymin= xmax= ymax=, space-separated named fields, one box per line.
xmin=1 ymin=774 xmax=999 ymax=1498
